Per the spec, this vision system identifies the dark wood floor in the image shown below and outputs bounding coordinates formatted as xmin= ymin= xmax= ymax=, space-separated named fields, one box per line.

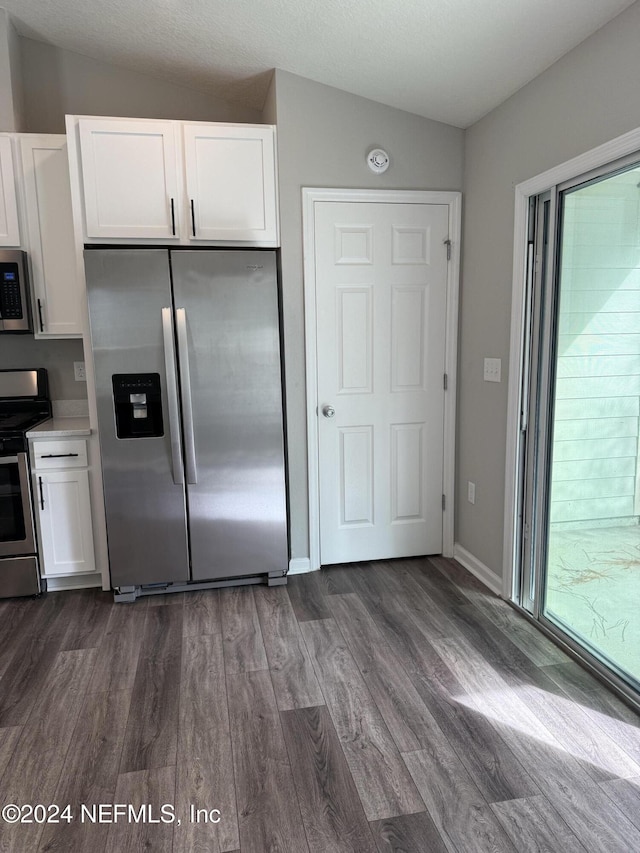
xmin=0 ymin=557 xmax=639 ymax=852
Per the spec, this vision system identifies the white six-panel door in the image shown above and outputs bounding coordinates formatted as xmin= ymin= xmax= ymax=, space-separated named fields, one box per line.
xmin=315 ymin=201 xmax=449 ymax=564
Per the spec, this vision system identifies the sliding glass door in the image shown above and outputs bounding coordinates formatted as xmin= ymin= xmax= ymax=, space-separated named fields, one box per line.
xmin=523 ymin=158 xmax=640 ymax=696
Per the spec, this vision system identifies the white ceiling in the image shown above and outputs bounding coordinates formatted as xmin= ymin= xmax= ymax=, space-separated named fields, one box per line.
xmin=6 ymin=0 xmax=636 ymax=128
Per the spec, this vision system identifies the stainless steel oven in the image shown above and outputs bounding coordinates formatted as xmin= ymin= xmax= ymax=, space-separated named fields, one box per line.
xmin=0 ymin=451 xmax=40 ymax=596
xmin=0 ymin=369 xmax=52 ymax=598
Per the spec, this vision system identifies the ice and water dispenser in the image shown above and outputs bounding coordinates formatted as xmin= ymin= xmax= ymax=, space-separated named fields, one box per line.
xmin=112 ymin=374 xmax=164 ymax=439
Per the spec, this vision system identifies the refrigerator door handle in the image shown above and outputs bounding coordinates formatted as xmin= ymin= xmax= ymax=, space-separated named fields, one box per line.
xmin=176 ymin=307 xmax=198 ymax=484
xmin=161 ymin=307 xmax=185 ymax=485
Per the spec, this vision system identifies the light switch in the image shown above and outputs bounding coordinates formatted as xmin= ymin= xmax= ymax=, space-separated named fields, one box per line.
xmin=484 ymin=357 xmax=501 ymax=383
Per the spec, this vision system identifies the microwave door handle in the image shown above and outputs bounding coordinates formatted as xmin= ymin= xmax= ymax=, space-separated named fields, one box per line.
xmin=161 ymin=307 xmax=184 ymax=485
xmin=175 ymin=308 xmax=197 ymax=485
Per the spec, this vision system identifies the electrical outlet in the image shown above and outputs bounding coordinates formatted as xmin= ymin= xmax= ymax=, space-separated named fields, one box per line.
xmin=484 ymin=357 xmax=501 ymax=383
xmin=467 ymin=481 xmax=476 ymax=504
xmin=74 ymin=361 xmax=86 ymax=382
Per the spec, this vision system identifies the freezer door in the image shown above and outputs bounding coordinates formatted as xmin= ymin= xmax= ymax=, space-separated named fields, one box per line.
xmin=85 ymin=249 xmax=189 ymax=587
xmin=171 ymin=250 xmax=288 ymax=581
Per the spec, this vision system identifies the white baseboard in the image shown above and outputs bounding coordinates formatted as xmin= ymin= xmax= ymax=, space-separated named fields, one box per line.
xmin=44 ymin=574 xmax=103 ymax=592
xmin=453 ymin=544 xmax=502 ymax=596
xmin=288 ymin=557 xmax=316 ymax=575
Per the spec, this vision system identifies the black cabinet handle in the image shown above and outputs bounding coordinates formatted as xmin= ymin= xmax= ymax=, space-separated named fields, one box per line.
xmin=170 ymin=198 xmax=176 ymax=236
xmin=40 ymin=453 xmax=79 ymax=459
xmin=36 ymin=299 xmax=45 ymax=333
xmin=38 ymin=476 xmax=45 ymax=510
xmin=190 ymin=199 xmax=196 ymax=237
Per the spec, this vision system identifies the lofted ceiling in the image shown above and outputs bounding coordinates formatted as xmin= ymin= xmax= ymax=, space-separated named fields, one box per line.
xmin=5 ymin=0 xmax=636 ymax=128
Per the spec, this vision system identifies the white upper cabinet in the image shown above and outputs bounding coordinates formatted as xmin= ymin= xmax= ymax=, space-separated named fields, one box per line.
xmin=183 ymin=123 xmax=277 ymax=243
xmin=78 ymin=119 xmax=179 ymax=240
xmin=69 ymin=117 xmax=279 ymax=246
xmin=20 ymin=135 xmax=83 ymax=337
xmin=0 ymin=137 xmax=21 ymax=247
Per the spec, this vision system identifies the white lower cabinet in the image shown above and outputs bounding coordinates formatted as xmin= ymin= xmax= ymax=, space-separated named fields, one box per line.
xmin=32 ymin=439 xmax=96 ymax=579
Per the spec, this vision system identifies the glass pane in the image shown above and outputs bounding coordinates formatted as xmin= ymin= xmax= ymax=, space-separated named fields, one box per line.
xmin=544 ymin=164 xmax=640 ymax=688
xmin=0 ymin=461 xmax=26 ymax=543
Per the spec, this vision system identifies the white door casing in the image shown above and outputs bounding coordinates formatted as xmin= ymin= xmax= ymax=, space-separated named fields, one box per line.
xmin=304 ymin=189 xmax=460 ymax=570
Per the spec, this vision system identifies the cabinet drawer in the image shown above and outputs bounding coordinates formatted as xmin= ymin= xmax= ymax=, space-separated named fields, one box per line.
xmin=32 ymin=439 xmax=88 ymax=469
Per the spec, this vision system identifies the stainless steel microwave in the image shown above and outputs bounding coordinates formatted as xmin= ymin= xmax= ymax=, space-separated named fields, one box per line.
xmin=0 ymin=250 xmax=32 ymax=333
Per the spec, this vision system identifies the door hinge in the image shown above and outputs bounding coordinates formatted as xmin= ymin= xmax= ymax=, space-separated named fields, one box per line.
xmin=442 ymin=494 xmax=446 ymax=511
xmin=443 ymin=373 xmax=448 ymax=391
xmin=444 ymin=238 xmax=452 ymax=260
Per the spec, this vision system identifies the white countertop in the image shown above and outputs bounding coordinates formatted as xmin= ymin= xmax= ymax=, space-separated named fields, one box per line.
xmin=26 ymin=417 xmax=92 ymax=438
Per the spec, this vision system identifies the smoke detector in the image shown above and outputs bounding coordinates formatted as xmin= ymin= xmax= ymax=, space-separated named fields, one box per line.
xmin=366 ymin=149 xmax=390 ymax=174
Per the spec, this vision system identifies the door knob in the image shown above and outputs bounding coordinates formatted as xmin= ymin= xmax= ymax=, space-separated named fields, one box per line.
xmin=322 ymin=405 xmax=336 ymax=419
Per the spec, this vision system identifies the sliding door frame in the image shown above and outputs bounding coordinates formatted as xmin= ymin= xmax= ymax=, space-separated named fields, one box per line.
xmin=505 ymin=127 xmax=640 ymax=707
xmin=519 ymin=189 xmax=558 ymax=618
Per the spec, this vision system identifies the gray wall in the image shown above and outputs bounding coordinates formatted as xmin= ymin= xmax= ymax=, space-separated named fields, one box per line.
xmin=0 ymin=337 xmax=86 ymax=401
xmin=0 ymin=10 xmax=22 ymax=130
xmin=261 ymin=72 xmax=277 ymax=124
xmin=20 ymin=37 xmax=262 ymax=133
xmin=459 ymin=0 xmax=640 ymax=577
xmin=273 ymin=70 xmax=464 ymax=560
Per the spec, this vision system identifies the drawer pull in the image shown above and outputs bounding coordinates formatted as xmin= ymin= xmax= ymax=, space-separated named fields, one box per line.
xmin=40 ymin=453 xmax=80 ymax=458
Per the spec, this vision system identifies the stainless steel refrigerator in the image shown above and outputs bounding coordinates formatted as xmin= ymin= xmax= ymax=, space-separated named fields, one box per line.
xmin=85 ymin=249 xmax=288 ymax=601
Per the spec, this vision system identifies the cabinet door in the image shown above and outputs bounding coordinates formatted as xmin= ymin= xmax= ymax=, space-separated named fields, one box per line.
xmin=0 ymin=137 xmax=20 ymax=246
xmin=36 ymin=469 xmax=96 ymax=576
xmin=78 ymin=119 xmax=179 ymax=240
xmin=183 ymin=124 xmax=278 ymax=243
xmin=20 ymin=136 xmax=83 ymax=337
